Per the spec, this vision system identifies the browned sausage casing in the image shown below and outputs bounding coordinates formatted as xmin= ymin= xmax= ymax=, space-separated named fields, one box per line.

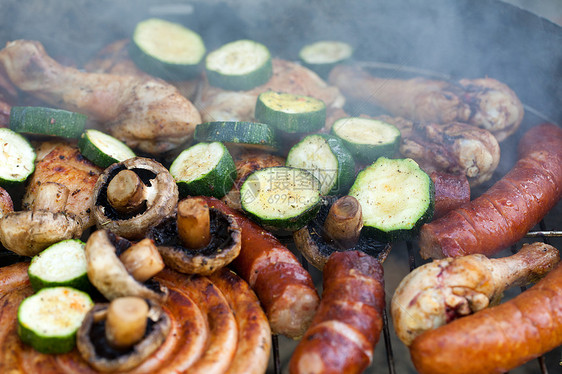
xmin=410 ymin=260 xmax=562 ymax=374
xmin=202 ymin=197 xmax=320 ymax=339
xmin=430 ymin=171 xmax=470 ymax=219
xmin=420 ymin=123 xmax=562 ymax=259
xmin=289 ymin=251 xmax=385 ymax=374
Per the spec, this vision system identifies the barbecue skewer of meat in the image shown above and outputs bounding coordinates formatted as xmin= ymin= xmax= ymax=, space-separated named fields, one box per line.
xmin=391 ymin=242 xmax=559 ymax=346
xmin=0 ymin=40 xmax=201 ymax=155
xmin=420 ymin=122 xmax=562 ymax=259
xmin=329 ymin=65 xmax=524 ymax=141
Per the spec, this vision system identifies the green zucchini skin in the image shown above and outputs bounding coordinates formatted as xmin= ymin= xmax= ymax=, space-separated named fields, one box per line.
xmin=240 ymin=166 xmax=322 ymax=232
xmin=78 ymin=129 xmax=136 ymax=169
xmin=194 ymin=121 xmax=280 ymax=152
xmin=130 ymin=18 xmax=206 ymax=81
xmin=170 ymin=142 xmax=237 ymax=199
xmin=254 ymin=91 xmax=326 ymax=134
xmin=10 ymin=106 xmax=87 ymax=139
xmin=349 ymin=157 xmax=434 ymax=242
xmin=286 ymin=133 xmax=355 ymax=195
xmin=206 ymin=58 xmax=273 ymax=91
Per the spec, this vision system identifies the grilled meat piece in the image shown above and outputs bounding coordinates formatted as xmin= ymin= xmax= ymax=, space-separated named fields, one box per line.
xmin=0 ymin=40 xmax=201 ymax=155
xmin=391 ymin=242 xmax=559 ymax=346
xmin=22 ymin=141 xmax=102 ymax=229
xmin=195 ymin=58 xmax=345 ymax=128
xmin=329 ymin=65 xmax=524 ymax=141
xmin=376 ymin=115 xmax=500 ymax=186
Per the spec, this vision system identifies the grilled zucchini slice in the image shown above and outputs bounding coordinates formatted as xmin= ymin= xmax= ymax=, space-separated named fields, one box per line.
xmin=205 ymin=39 xmax=272 ymax=91
xmin=240 ymin=166 xmax=322 ymax=231
xmin=170 ymin=142 xmax=236 ymax=198
xmin=17 ymin=287 xmax=93 ymax=354
xmin=10 ymin=106 xmax=87 ymax=139
xmin=78 ymin=129 xmax=136 ymax=168
xmin=286 ymin=134 xmax=355 ymax=195
xmin=0 ymin=128 xmax=36 ymax=187
xmin=331 ymin=117 xmax=401 ymax=164
xmin=194 ymin=121 xmax=279 ymax=152
xmin=298 ymin=40 xmax=353 ymax=79
xmin=130 ymin=18 xmax=206 ymax=81
xmin=349 ymin=157 xmax=434 ymax=242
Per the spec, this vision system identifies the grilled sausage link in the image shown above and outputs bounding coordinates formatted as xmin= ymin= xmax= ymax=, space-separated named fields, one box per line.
xmin=410 ymin=258 xmax=562 ymax=374
xmin=203 ymin=196 xmax=320 ymax=339
xmin=430 ymin=171 xmax=470 ymax=219
xmin=289 ymin=251 xmax=385 ymax=374
xmin=420 ymin=123 xmax=562 ymax=259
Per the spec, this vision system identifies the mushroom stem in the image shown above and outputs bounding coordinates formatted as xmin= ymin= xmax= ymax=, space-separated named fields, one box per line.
xmin=33 ymin=182 xmax=70 ymax=213
xmin=105 ymin=297 xmax=149 ymax=350
xmin=119 ymin=238 xmax=165 ymax=282
xmin=177 ymin=197 xmax=211 ymax=250
xmin=323 ymin=195 xmax=363 ymax=249
xmin=107 ymin=170 xmax=146 ymax=214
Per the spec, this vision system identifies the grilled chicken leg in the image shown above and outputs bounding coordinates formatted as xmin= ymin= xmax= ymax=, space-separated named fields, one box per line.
xmin=329 ymin=65 xmax=524 ymax=141
xmin=391 ymin=242 xmax=559 ymax=346
xmin=377 ymin=115 xmax=500 ymax=186
xmin=0 ymin=40 xmax=201 ymax=154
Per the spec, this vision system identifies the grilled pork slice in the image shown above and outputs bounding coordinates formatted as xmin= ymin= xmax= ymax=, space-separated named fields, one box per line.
xmin=0 ymin=40 xmax=201 ymax=155
xmin=195 ymin=58 xmax=346 ymax=128
xmin=22 ymin=141 xmax=103 ymax=229
xmin=376 ymin=115 xmax=500 ymax=186
xmin=329 ymin=65 xmax=524 ymax=142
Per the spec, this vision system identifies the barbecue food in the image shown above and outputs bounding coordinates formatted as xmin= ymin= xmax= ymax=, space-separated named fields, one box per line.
xmin=410 ymin=251 xmax=562 ymax=374
xmin=0 ymin=187 xmax=13 ymax=218
xmin=196 ymin=58 xmax=346 ymax=126
xmin=420 ymin=123 xmax=562 ymax=259
xmin=429 ymin=171 xmax=470 ymax=218
xmin=289 ymin=251 xmax=385 ymax=374
xmin=376 ymin=115 xmax=500 ymax=186
xmin=203 ymin=196 xmax=320 ymax=339
xmin=222 ymin=150 xmax=286 ymax=211
xmin=329 ymin=65 xmax=524 ymax=142
xmin=0 ymin=40 xmax=201 ymax=154
xmin=0 ymin=263 xmax=270 ymax=374
xmin=391 ymin=242 xmax=559 ymax=346
xmin=23 ymin=141 xmax=102 ymax=229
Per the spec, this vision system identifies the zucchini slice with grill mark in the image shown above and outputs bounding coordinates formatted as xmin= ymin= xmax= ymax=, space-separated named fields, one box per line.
xmin=205 ymin=39 xmax=272 ymax=91
xmin=0 ymin=128 xmax=36 ymax=187
xmin=194 ymin=121 xmax=279 ymax=152
xmin=240 ymin=166 xmax=322 ymax=232
xmin=130 ymin=18 xmax=206 ymax=81
xmin=17 ymin=286 xmax=94 ymax=354
xmin=10 ymin=106 xmax=87 ymax=139
xmin=349 ymin=157 xmax=434 ymax=242
xmin=331 ymin=117 xmax=401 ymax=164
xmin=255 ymin=91 xmax=326 ymax=134
xmin=28 ymin=239 xmax=90 ymax=292
xmin=286 ymin=134 xmax=355 ymax=195
xmin=169 ymin=142 xmax=236 ymax=199
xmin=298 ymin=40 xmax=353 ymax=79
xmin=78 ymin=129 xmax=136 ymax=169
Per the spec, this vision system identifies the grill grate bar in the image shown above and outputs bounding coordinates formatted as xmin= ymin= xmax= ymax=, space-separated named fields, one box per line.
xmin=382 ymin=308 xmax=396 ymax=374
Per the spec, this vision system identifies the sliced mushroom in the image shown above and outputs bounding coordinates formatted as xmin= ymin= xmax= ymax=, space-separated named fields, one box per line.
xmin=0 ymin=182 xmax=83 ymax=257
xmin=85 ymin=229 xmax=168 ymax=302
xmin=93 ymin=157 xmax=178 ymax=240
xmin=77 ymin=298 xmax=170 ymax=372
xmin=147 ymin=197 xmax=242 ymax=276
xmin=293 ymin=195 xmax=391 ymax=270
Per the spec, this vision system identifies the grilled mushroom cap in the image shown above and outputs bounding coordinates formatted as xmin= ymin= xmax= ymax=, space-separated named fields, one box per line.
xmin=77 ymin=299 xmax=170 ymax=372
xmin=293 ymin=196 xmax=391 ymax=270
xmin=0 ymin=182 xmax=82 ymax=257
xmin=93 ymin=157 xmax=178 ymax=240
xmin=85 ymin=229 xmax=168 ymax=302
xmin=148 ymin=199 xmax=242 ymax=276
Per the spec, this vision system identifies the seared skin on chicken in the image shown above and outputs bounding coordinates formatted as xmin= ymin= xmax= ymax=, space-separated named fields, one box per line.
xmin=0 ymin=187 xmax=13 ymax=219
xmin=195 ymin=59 xmax=346 ymax=127
xmin=391 ymin=242 xmax=559 ymax=346
xmin=222 ymin=151 xmax=286 ymax=211
xmin=329 ymin=65 xmax=524 ymax=142
xmin=376 ymin=115 xmax=500 ymax=186
xmin=22 ymin=141 xmax=103 ymax=229
xmin=0 ymin=40 xmax=201 ymax=154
